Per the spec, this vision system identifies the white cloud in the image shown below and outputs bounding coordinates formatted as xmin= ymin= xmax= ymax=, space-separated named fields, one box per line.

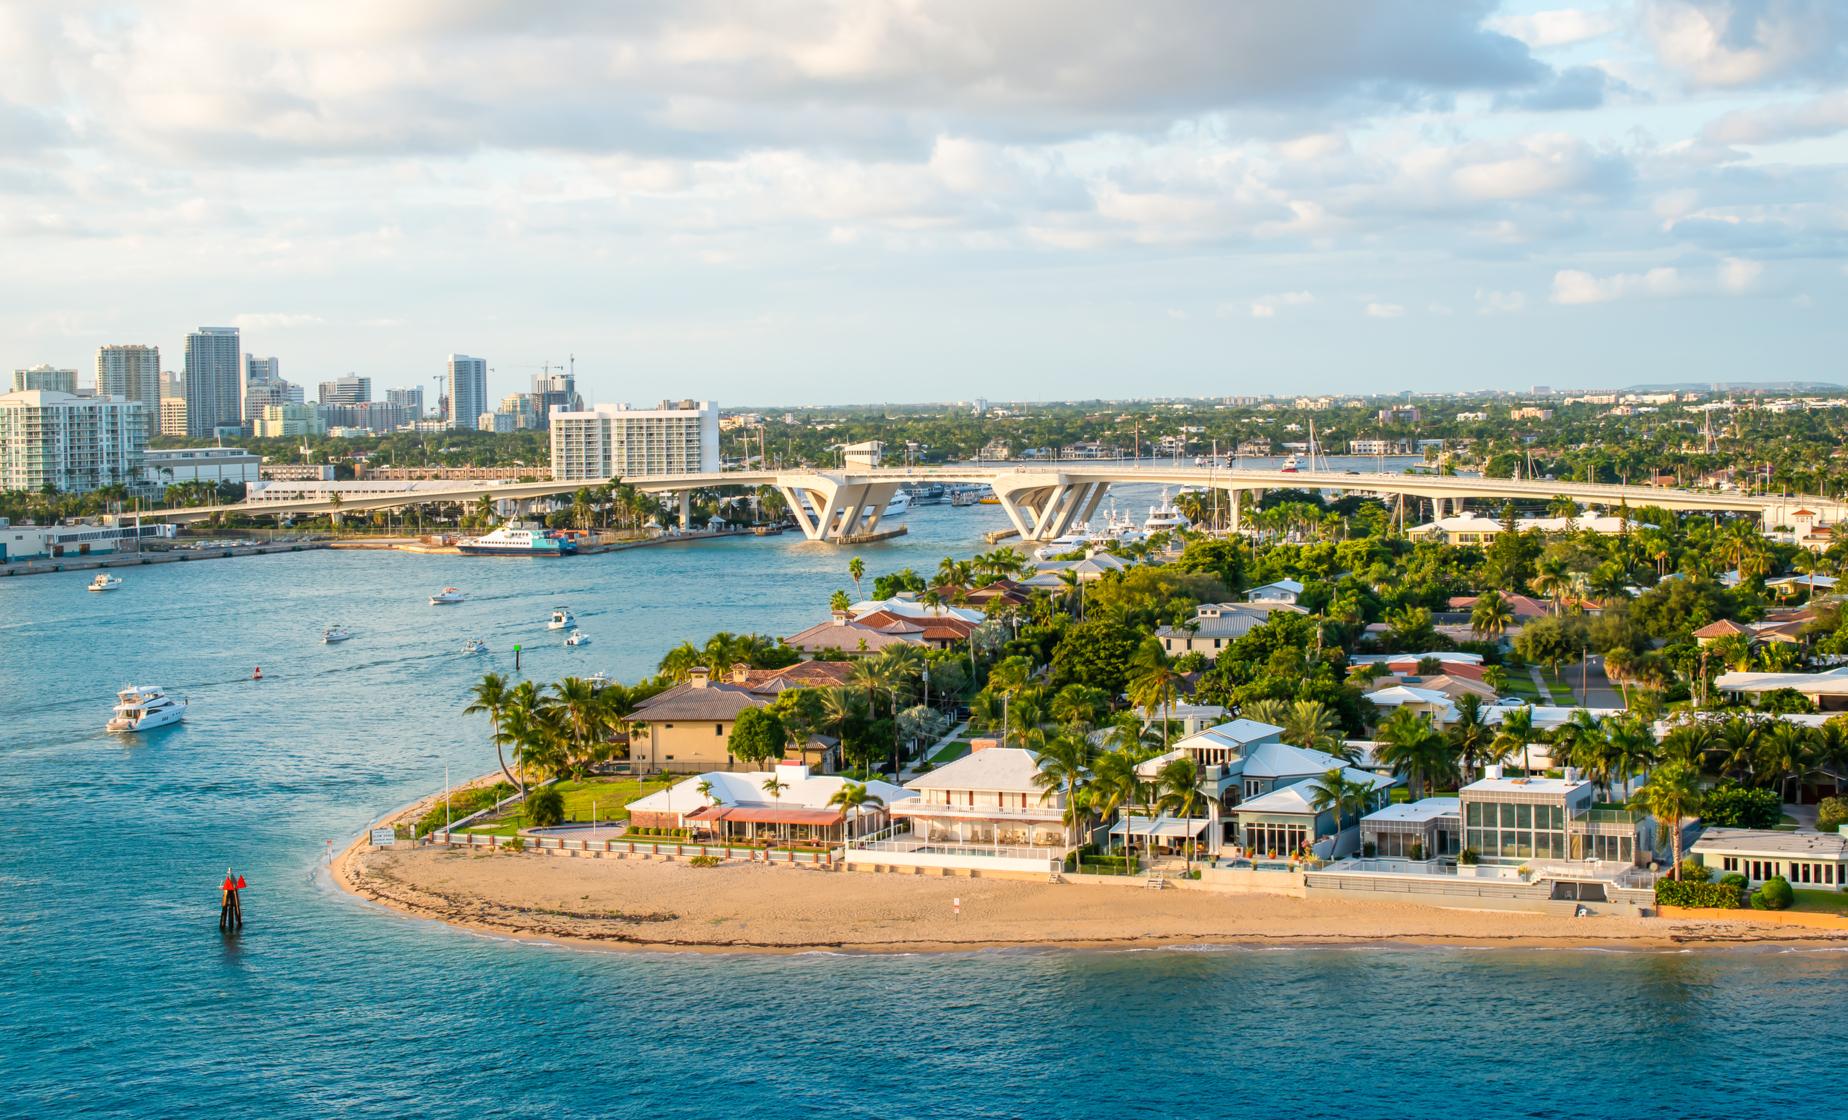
xmin=1702 ymin=92 xmax=1848 ymax=144
xmin=1475 ymin=289 xmax=1527 ymax=314
xmin=232 ymin=312 xmax=325 ymax=329
xmin=1551 ymin=258 xmax=1765 ymax=304
xmin=1488 ymin=9 xmax=1618 ymax=49
xmin=1364 ymin=301 xmax=1405 ymax=318
xmin=1719 ymin=256 xmax=1765 ymax=292
xmin=1643 ymin=0 xmax=1848 ymax=89
xmin=1247 ymin=291 xmax=1315 ymax=318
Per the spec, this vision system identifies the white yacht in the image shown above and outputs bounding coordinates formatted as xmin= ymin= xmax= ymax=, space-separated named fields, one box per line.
xmin=547 ymin=607 xmax=576 ymax=630
xmin=856 ymin=491 xmax=910 ymax=522
xmin=584 ymin=671 xmax=611 ymax=686
xmin=107 ymin=685 xmax=187 ymax=733
xmin=88 ymin=573 xmax=123 ymax=592
xmin=1033 ymin=526 xmax=1094 ymax=561
xmin=461 ymin=638 xmax=488 ymax=655
xmin=429 ymin=587 xmax=465 ymax=605
xmin=1279 ymin=454 xmax=1301 ymax=473
xmin=322 ymin=624 xmax=352 ymax=644
xmin=564 ymin=628 xmax=591 ymax=647
xmin=1143 ymin=489 xmax=1192 ymax=533
xmin=1100 ymin=508 xmax=1146 ymax=545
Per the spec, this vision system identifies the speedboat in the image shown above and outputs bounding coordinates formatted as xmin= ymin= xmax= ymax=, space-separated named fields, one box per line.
xmin=547 ymin=607 xmax=576 ymax=630
xmin=88 ymin=573 xmax=123 ymax=592
xmin=322 ymin=625 xmax=352 ymax=644
xmin=429 ymin=587 xmax=465 ymax=605
xmin=585 ymin=672 xmax=611 ymax=686
xmin=564 ymin=628 xmax=591 ymax=647
xmin=1279 ymin=454 xmax=1301 ymax=473
xmin=106 ymin=685 xmax=186 ymax=733
xmin=461 ymin=638 xmax=488 ymax=655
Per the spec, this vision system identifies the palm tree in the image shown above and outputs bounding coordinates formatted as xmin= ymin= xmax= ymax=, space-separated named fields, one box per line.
xmin=849 ymin=657 xmax=901 ymax=774
xmin=1154 ymin=756 xmax=1204 ymax=871
xmin=1757 ymin=722 xmax=1817 ymax=804
xmin=848 ymin=556 xmax=865 ymax=599
xmin=1531 ymin=556 xmax=1571 ymax=615
xmin=1125 ymin=644 xmax=1184 ymax=750
xmin=1281 ymin=699 xmax=1345 ymax=757
xmin=1375 ymin=708 xmax=1453 ymax=799
xmin=827 ymin=781 xmax=885 ymax=845
xmin=549 ymin=675 xmax=608 ymax=775
xmin=462 ymin=671 xmax=521 ymax=793
xmin=1306 ymin=767 xmax=1375 ymax=860
xmin=1445 ymin=694 xmax=1494 ymax=783
xmin=1033 ymin=735 xmax=1097 ymax=857
xmin=1492 ymin=705 xmax=1538 ymax=774
xmin=1602 ymin=716 xmax=1660 ymax=800
xmin=1630 ymin=760 xmax=1703 ymax=878
xmin=818 ymin=686 xmax=863 ymax=769
xmin=1089 ymin=750 xmax=1146 ymax=870
xmin=1470 ymin=591 xmax=1514 ymax=640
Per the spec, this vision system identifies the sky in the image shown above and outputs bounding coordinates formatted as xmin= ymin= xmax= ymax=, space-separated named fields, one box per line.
xmin=1 ymin=0 xmax=1845 ymax=406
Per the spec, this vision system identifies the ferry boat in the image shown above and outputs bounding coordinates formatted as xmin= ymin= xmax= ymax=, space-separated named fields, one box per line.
xmin=903 ymin=483 xmax=947 ymax=505
xmin=457 ymin=523 xmax=578 ymax=557
xmin=106 ymin=685 xmax=187 ymax=733
xmin=322 ymin=624 xmax=352 ymax=644
xmin=429 ymin=587 xmax=465 ymax=605
xmin=547 ymin=607 xmax=576 ymax=630
xmin=461 ymin=638 xmax=488 ymax=655
xmin=88 ymin=573 xmax=123 ymax=592
xmin=949 ymin=486 xmax=987 ymax=507
xmin=1143 ymin=489 xmax=1192 ymax=533
xmin=564 ymin=628 xmax=591 ymax=647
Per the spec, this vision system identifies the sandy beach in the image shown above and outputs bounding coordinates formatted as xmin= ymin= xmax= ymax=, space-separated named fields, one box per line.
xmin=333 ymin=841 xmax=1848 ymax=954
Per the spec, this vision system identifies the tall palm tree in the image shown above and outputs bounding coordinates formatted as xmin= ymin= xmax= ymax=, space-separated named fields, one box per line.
xmin=1033 ymin=734 xmax=1098 ymax=857
xmin=1602 ymin=716 xmax=1660 ymax=800
xmin=1125 ymin=644 xmax=1184 ymax=750
xmin=548 ymin=676 xmax=608 ymax=775
xmin=849 ymin=657 xmax=901 ymax=774
xmin=1531 ymin=556 xmax=1572 ymax=615
xmin=1757 ymin=722 xmax=1817 ymax=804
xmin=1375 ymin=708 xmax=1454 ymax=799
xmin=1089 ymin=750 xmax=1146 ymax=870
xmin=1282 ymin=699 xmax=1346 ymax=758
xmin=1154 ymin=756 xmax=1204 ymax=871
xmin=827 ymin=781 xmax=885 ymax=845
xmin=818 ymin=686 xmax=863 ymax=769
xmin=1470 ymin=591 xmax=1514 ymax=640
xmin=1630 ymin=760 xmax=1703 ymax=878
xmin=462 ymin=671 xmax=520 ymax=793
xmin=1492 ymin=706 xmax=1538 ymax=774
xmin=1445 ymin=694 xmax=1495 ymax=783
xmin=1306 ymin=767 xmax=1375 ymax=860
xmin=848 ymin=556 xmax=865 ymax=599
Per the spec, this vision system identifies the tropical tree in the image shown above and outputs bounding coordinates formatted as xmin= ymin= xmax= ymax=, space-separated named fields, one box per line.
xmin=1306 ymin=767 xmax=1376 ymax=860
xmin=1089 ymin=750 xmax=1146 ymax=870
xmin=761 ymin=773 xmax=788 ymax=807
xmin=1470 ymin=591 xmax=1515 ymax=640
xmin=1033 ymin=734 xmax=1098 ymax=856
xmin=1630 ymin=760 xmax=1703 ymax=878
xmin=1153 ymin=756 xmax=1204 ymax=871
xmin=848 ymin=556 xmax=865 ymax=599
xmin=1445 ymin=694 xmax=1495 ymax=783
xmin=1492 ymin=705 xmax=1538 ymax=774
xmin=1375 ymin=708 xmax=1454 ymax=799
xmin=1281 ymin=699 xmax=1346 ymax=758
xmin=827 ymin=781 xmax=885 ymax=844
xmin=463 ymin=671 xmax=521 ymax=793
xmin=1125 ymin=642 xmax=1185 ymax=749
xmin=1757 ymin=721 xmax=1816 ymax=803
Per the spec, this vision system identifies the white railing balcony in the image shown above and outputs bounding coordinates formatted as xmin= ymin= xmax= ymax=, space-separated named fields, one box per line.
xmin=894 ymin=801 xmax=1065 ymax=822
xmin=851 ymin=837 xmax=1063 ymax=862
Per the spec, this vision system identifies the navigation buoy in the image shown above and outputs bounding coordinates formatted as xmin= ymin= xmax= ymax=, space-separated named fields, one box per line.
xmin=220 ymin=869 xmax=247 ymax=931
xmin=252 ymin=666 xmax=263 ymax=681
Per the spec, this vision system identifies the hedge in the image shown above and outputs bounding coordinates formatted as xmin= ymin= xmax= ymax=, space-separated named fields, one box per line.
xmin=1656 ymin=878 xmax=1745 ymax=909
xmin=1700 ymin=785 xmax=1782 ymax=830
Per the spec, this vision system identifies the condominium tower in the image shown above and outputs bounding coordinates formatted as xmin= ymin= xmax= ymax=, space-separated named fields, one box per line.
xmin=11 ymin=365 xmax=80 ymax=394
xmin=446 ymin=355 xmax=487 ymax=430
xmin=0 ymin=390 xmax=148 ymax=493
xmin=97 ymin=345 xmax=162 ymax=438
xmin=550 ymin=400 xmax=720 ymax=481
xmin=183 ymin=326 xmax=242 ymax=438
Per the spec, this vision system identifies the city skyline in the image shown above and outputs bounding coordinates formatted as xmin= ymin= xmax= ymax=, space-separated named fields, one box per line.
xmin=2 ymin=2 xmax=1846 ymax=403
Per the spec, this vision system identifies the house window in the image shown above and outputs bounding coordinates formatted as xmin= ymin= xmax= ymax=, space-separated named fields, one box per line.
xmin=715 ymin=723 xmax=724 ymax=736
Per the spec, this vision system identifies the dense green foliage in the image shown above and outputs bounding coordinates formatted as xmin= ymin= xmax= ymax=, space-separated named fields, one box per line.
xmin=1656 ymin=878 xmax=1745 ymax=909
xmin=1751 ymin=876 xmax=1794 ymax=911
xmin=1698 ymin=784 xmax=1784 ymax=829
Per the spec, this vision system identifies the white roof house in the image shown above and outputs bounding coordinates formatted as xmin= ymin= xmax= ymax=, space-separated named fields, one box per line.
xmin=1716 ymin=666 xmax=1848 ymax=700
xmin=906 ymin=745 xmax=1048 ymax=793
xmin=1362 ymin=797 xmax=1461 ymax=825
xmin=846 ymin=596 xmax=984 ymax=624
xmin=1363 ymin=684 xmax=1455 ymax=710
xmin=1246 ymin=578 xmax=1305 ymax=604
xmin=1234 ymin=769 xmax=1394 ymax=814
xmin=627 ymin=763 xmax=913 ymax=820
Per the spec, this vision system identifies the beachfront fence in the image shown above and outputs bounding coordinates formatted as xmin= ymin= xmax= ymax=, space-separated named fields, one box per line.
xmin=429 ymin=829 xmax=840 ymax=866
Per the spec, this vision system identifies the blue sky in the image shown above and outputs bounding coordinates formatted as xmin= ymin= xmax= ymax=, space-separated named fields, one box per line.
xmin=1 ymin=0 xmax=1844 ymax=405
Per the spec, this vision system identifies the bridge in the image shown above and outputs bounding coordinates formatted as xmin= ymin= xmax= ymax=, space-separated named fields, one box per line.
xmin=144 ymin=464 xmax=1845 ymax=543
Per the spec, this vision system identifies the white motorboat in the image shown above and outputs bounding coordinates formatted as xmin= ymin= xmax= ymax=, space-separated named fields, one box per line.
xmin=1034 ymin=526 xmax=1094 ymax=561
xmin=429 ymin=587 xmax=465 ymax=605
xmin=322 ymin=624 xmax=352 ymax=644
xmin=1143 ymin=489 xmax=1192 ymax=533
xmin=461 ymin=638 xmax=488 ymax=655
xmin=547 ymin=607 xmax=576 ymax=630
xmin=88 ymin=573 xmax=123 ymax=592
xmin=564 ymin=628 xmax=591 ymax=647
xmin=106 ymin=684 xmax=187 ymax=733
xmin=1279 ymin=454 xmax=1301 ymax=473
xmin=585 ymin=672 xmax=611 ymax=686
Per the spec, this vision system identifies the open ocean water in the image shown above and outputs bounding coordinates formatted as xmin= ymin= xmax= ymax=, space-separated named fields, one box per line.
xmin=3 ymin=477 xmax=1843 ymax=1119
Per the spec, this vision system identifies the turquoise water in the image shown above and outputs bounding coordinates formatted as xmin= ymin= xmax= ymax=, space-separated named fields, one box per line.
xmin=2 ymin=493 xmax=1842 ymax=1119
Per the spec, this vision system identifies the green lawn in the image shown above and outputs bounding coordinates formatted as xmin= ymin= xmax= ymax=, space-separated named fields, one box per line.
xmin=930 ymin=740 xmax=973 ymax=765
xmin=459 ymin=775 xmax=680 ymax=835
xmin=1790 ymin=888 xmax=1848 ymax=915
xmin=1499 ymin=675 xmax=1544 ymax=702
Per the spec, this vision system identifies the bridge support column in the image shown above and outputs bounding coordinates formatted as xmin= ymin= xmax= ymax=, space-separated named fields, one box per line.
xmin=678 ymin=491 xmax=691 ymax=531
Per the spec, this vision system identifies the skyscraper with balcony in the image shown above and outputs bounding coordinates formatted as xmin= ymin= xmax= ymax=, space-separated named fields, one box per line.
xmin=11 ymin=365 xmax=80 ymax=394
xmin=447 ymin=355 xmax=487 ymax=430
xmin=0 ymin=389 xmax=148 ymax=493
xmin=183 ymin=326 xmax=242 ymax=438
xmin=97 ymin=345 xmax=162 ymax=439
xmin=550 ymin=400 xmax=720 ymax=481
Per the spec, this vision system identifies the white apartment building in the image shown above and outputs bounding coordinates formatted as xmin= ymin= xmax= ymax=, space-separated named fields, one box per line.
xmin=253 ymin=403 xmax=326 ymax=438
xmin=0 ymin=389 xmax=147 ymax=493
xmin=97 ymin=345 xmax=162 ymax=438
xmin=550 ymin=399 xmax=720 ymax=481
xmin=142 ymin=447 xmax=261 ymax=490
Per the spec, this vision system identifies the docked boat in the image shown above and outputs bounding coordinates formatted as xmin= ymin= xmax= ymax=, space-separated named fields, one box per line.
xmin=88 ymin=573 xmax=123 ymax=592
xmin=1143 ymin=489 xmax=1192 ymax=533
xmin=322 ymin=624 xmax=352 ymax=643
xmin=547 ymin=607 xmax=576 ymax=631
xmin=904 ymin=483 xmax=947 ymax=505
xmin=106 ymin=684 xmax=187 ymax=733
xmin=585 ymin=671 xmax=611 ymax=686
xmin=461 ymin=638 xmax=489 ymax=655
xmin=429 ymin=587 xmax=465 ymax=605
xmin=862 ymin=491 xmax=910 ymax=520
xmin=457 ymin=523 xmax=578 ymax=557
xmin=949 ymin=486 xmax=987 ymax=508
xmin=1034 ymin=526 xmax=1095 ymax=561
xmin=564 ymin=628 xmax=591 ymax=647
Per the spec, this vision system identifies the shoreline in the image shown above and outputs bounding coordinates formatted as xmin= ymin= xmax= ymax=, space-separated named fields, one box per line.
xmin=331 ymin=833 xmax=1848 ymax=957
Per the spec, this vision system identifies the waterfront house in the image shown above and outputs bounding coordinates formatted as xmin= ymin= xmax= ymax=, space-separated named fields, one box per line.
xmin=845 ymin=745 xmax=1075 ymax=874
xmin=1690 ymin=828 xmax=1848 ymax=892
xmin=1229 ymin=768 xmax=1394 ymax=859
xmin=1359 ymin=798 xmax=1461 ymax=861
xmin=1715 ymin=667 xmax=1848 ymax=711
xmin=1245 ymin=579 xmax=1304 ymax=605
xmin=1459 ymin=771 xmax=1644 ymax=867
xmin=1155 ymin=600 xmax=1306 ymax=657
xmin=628 ymin=666 xmax=847 ymax=774
xmin=1362 ymin=684 xmax=1456 ymax=721
xmin=783 ymin=612 xmax=930 ymax=656
xmin=626 ymin=762 xmax=912 ymax=845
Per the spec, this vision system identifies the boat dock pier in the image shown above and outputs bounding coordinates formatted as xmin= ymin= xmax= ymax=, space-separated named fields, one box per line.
xmin=0 ymin=540 xmax=330 ymax=579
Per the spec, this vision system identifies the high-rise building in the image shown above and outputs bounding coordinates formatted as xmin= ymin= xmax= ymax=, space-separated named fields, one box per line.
xmin=245 ymin=355 xmax=280 ymax=384
xmin=550 ymin=399 xmax=720 ymax=482
xmin=96 ymin=346 xmax=162 ymax=438
xmin=386 ymin=386 xmax=424 ymax=417
xmin=253 ymin=403 xmax=327 ymax=438
xmin=183 ymin=326 xmax=241 ymax=438
xmin=318 ymin=400 xmax=408 ymax=433
xmin=530 ymin=370 xmax=581 ymax=429
xmin=0 ymin=389 xmax=147 ymax=493
xmin=446 ymin=355 xmax=487 ymax=430
xmin=318 ymin=374 xmax=372 ymax=405
xmin=11 ymin=365 xmax=80 ymax=394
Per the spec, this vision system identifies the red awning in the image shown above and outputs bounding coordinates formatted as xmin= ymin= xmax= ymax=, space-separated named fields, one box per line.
xmin=686 ymin=805 xmax=844 ymax=826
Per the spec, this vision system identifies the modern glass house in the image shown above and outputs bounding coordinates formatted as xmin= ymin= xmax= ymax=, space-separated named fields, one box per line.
xmin=1459 ymin=773 xmax=1644 ymax=867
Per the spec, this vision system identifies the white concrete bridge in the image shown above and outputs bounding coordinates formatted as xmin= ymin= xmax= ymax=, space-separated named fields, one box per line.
xmin=146 ymin=464 xmax=1845 ymax=543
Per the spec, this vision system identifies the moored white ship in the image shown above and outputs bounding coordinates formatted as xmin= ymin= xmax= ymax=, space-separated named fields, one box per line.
xmin=106 ymin=685 xmax=187 ymax=733
xmin=457 ymin=523 xmax=578 ymax=557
